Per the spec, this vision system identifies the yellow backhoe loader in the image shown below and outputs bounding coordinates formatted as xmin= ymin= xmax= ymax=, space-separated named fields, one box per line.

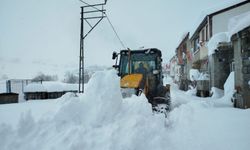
xmin=112 ymin=48 xmax=171 ymax=114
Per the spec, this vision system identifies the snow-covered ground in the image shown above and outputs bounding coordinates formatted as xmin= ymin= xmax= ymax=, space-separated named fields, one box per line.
xmin=0 ymin=70 xmax=250 ymax=150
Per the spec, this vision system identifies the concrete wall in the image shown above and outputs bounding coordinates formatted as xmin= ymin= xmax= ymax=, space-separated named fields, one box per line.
xmin=200 ymin=46 xmax=208 ymax=60
xmin=212 ymin=3 xmax=250 ymax=35
xmin=232 ymin=27 xmax=250 ymax=108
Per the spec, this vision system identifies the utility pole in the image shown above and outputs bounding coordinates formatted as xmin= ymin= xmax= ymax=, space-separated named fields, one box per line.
xmin=79 ymin=0 xmax=107 ymax=93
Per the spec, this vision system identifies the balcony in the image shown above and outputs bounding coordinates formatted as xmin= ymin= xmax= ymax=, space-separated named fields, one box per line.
xmin=193 ymin=45 xmax=208 ymax=63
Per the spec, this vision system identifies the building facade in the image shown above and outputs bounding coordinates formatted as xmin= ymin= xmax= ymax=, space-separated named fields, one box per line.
xmin=232 ymin=26 xmax=250 ymax=108
xmin=176 ymin=33 xmax=192 ymax=91
xmin=190 ymin=1 xmax=250 ymax=94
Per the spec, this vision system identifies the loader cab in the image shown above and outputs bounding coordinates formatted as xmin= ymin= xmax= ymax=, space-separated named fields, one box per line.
xmin=116 ymin=48 xmax=163 ymax=80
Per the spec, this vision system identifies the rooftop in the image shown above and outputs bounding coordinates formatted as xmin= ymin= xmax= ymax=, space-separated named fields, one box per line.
xmin=24 ymin=81 xmax=78 ymax=93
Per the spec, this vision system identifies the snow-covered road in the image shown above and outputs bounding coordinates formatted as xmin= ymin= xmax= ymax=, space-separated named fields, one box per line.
xmin=0 ymin=70 xmax=250 ymax=150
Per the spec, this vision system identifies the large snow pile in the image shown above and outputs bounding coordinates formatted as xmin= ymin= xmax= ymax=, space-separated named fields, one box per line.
xmin=228 ymin=11 xmax=250 ymax=37
xmin=0 ymin=70 xmax=165 ymax=150
xmin=207 ymin=32 xmax=230 ymax=56
xmin=0 ymin=70 xmax=250 ymax=150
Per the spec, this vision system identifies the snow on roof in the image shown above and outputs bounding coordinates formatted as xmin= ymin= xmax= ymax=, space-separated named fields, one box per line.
xmin=207 ymin=32 xmax=230 ymax=56
xmin=190 ymin=0 xmax=247 ymax=38
xmin=24 ymin=82 xmax=78 ymax=93
xmin=24 ymin=83 xmax=46 ymax=93
xmin=228 ymin=11 xmax=250 ymax=37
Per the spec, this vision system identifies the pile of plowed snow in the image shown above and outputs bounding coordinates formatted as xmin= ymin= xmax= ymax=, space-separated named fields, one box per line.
xmin=0 ymin=70 xmax=250 ymax=150
xmin=0 ymin=70 xmax=166 ymax=150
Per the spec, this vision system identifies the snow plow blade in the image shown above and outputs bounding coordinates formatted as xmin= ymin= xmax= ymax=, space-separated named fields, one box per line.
xmin=151 ymin=84 xmax=171 ymax=116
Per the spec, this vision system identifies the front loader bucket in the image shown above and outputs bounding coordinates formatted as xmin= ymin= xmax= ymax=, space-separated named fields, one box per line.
xmin=152 ymin=84 xmax=171 ymax=116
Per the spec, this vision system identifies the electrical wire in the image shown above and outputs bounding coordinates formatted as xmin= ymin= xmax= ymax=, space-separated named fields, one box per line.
xmin=79 ymin=0 xmax=106 ymax=12
xmin=79 ymin=0 xmax=127 ymax=49
xmin=105 ymin=14 xmax=127 ymax=49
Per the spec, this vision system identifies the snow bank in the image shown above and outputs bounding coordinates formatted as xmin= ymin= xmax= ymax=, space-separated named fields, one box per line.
xmin=0 ymin=70 xmax=166 ymax=150
xmin=0 ymin=99 xmax=62 ymax=128
xmin=211 ymin=72 xmax=235 ymax=106
xmin=1 ymin=70 xmax=250 ymax=150
xmin=185 ymin=87 xmax=197 ymax=96
xmin=207 ymin=32 xmax=230 ymax=56
xmin=224 ymin=72 xmax=235 ymax=97
xmin=211 ymin=87 xmax=224 ymax=98
xmin=228 ymin=11 xmax=250 ymax=37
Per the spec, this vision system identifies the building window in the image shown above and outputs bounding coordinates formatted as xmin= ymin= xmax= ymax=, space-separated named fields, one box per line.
xmin=194 ymin=38 xmax=199 ymax=52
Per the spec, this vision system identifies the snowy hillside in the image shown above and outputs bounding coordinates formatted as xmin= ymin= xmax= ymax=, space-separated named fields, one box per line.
xmin=0 ymin=70 xmax=250 ymax=150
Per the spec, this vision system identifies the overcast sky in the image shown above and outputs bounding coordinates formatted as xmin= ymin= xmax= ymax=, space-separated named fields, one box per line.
xmin=0 ymin=0 xmax=237 ymax=79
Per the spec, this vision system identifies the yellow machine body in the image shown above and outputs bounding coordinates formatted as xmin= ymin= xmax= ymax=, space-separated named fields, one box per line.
xmin=120 ymin=74 xmax=143 ymax=88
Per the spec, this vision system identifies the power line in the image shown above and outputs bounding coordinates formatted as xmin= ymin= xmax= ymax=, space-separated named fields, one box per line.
xmin=79 ymin=0 xmax=127 ymax=49
xmin=105 ymin=14 xmax=127 ymax=49
xmin=79 ymin=0 xmax=107 ymax=12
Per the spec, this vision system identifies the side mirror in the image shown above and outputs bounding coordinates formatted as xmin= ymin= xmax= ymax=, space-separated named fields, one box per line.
xmin=112 ymin=65 xmax=119 ymax=69
xmin=112 ymin=52 xmax=118 ymax=60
